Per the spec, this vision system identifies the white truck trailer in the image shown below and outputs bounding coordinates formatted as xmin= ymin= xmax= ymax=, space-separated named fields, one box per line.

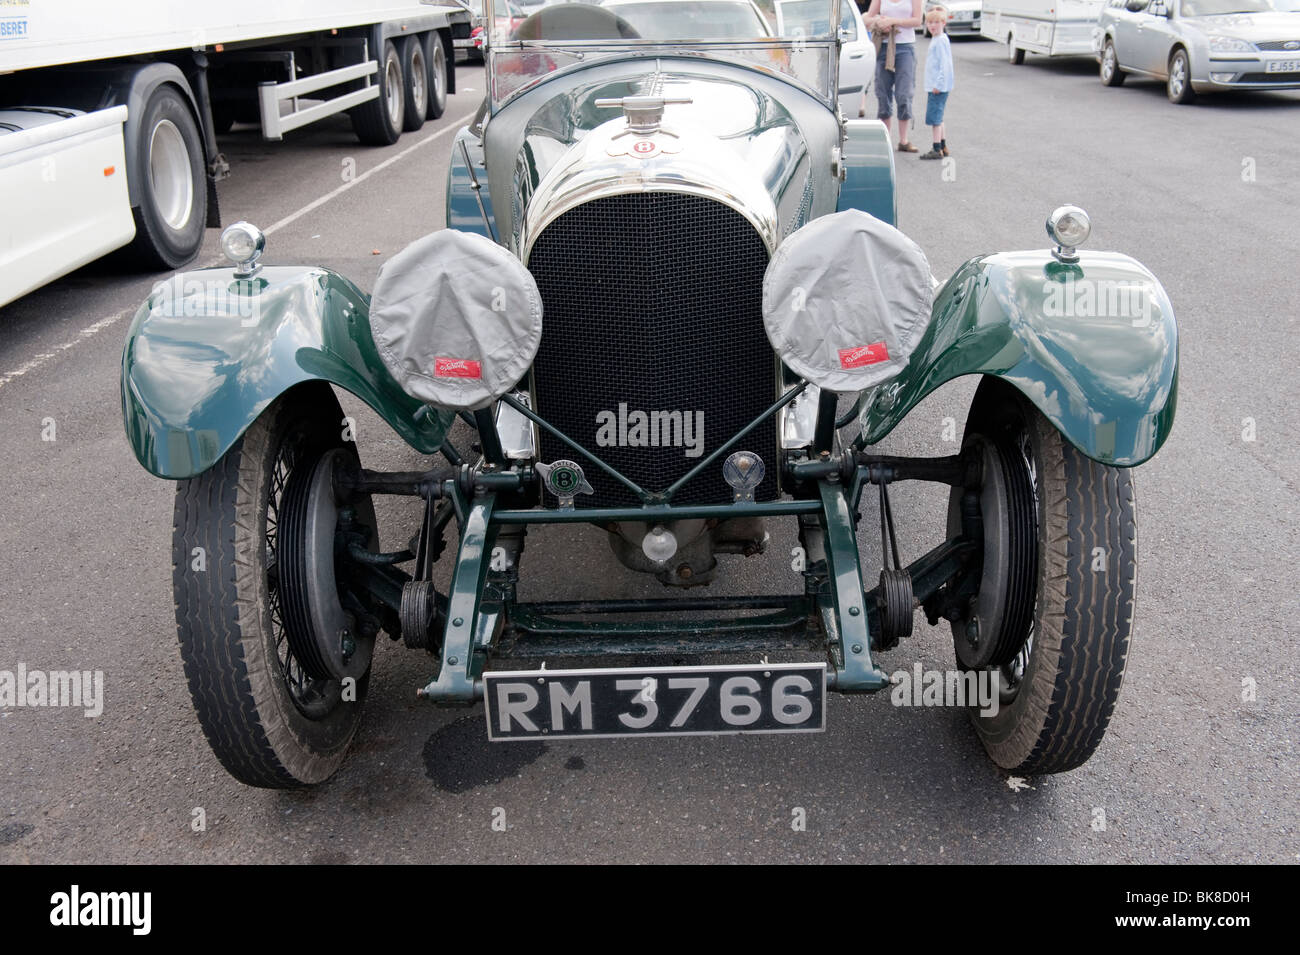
xmin=980 ymin=0 xmax=1105 ymax=64
xmin=0 ymin=0 xmax=472 ymax=306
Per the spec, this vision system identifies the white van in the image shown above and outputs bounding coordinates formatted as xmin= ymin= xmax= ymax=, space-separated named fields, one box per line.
xmin=980 ymin=0 xmax=1106 ymax=62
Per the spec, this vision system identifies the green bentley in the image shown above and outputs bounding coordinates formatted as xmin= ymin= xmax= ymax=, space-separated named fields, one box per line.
xmin=120 ymin=0 xmax=1178 ymax=787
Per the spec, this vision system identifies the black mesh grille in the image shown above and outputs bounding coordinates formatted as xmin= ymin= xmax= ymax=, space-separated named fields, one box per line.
xmin=1241 ymin=71 xmax=1300 ymax=82
xmin=527 ymin=192 xmax=778 ymax=508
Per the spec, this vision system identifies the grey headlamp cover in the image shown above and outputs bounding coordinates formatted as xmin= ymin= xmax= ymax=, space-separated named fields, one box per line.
xmin=370 ymin=229 xmax=543 ymax=410
xmin=762 ymin=209 xmax=934 ymax=393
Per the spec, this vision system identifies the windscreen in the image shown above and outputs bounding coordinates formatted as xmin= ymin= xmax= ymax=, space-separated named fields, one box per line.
xmin=482 ymin=0 xmax=843 ymax=110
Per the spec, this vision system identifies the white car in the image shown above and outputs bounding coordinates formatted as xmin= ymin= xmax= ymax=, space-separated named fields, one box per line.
xmin=773 ymin=0 xmax=877 ymax=115
xmin=924 ymin=0 xmax=984 ymax=36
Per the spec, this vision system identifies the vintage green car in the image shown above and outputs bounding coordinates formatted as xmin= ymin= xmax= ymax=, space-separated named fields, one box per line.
xmin=121 ymin=0 xmax=1178 ymax=788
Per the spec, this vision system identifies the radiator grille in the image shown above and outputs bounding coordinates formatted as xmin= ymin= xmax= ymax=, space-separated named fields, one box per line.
xmin=527 ymin=192 xmax=779 ymax=508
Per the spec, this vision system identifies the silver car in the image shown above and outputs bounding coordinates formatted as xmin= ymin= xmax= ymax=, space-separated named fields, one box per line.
xmin=1095 ymin=0 xmax=1300 ymax=103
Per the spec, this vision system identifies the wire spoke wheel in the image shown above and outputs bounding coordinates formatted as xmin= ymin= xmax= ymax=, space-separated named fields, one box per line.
xmin=266 ymin=436 xmax=341 ymax=719
xmin=172 ymin=384 xmax=375 ymax=788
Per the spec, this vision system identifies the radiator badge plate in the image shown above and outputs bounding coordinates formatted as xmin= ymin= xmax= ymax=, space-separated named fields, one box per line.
xmin=606 ymin=134 xmax=683 ymax=160
xmin=537 ymin=460 xmax=595 ymax=510
xmin=723 ymin=451 xmax=765 ymax=503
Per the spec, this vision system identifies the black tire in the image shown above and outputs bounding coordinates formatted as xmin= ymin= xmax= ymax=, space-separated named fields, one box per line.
xmin=1008 ymin=36 xmax=1025 ymax=64
xmin=950 ymin=378 xmax=1137 ymax=775
xmin=1167 ymin=47 xmax=1197 ymax=104
xmin=172 ymin=384 xmax=373 ymax=788
xmin=401 ymin=36 xmax=428 ymax=132
xmin=351 ymin=38 xmax=405 ymax=145
xmin=1100 ymin=39 xmax=1126 ymax=87
xmin=126 ymin=84 xmax=206 ymax=269
xmin=425 ymin=31 xmax=449 ymax=120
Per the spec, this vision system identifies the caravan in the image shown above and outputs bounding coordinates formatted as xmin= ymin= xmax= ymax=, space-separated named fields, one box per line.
xmin=981 ymin=0 xmax=1106 ymax=62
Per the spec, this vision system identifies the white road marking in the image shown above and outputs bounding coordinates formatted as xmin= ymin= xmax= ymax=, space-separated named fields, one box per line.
xmin=0 ymin=112 xmax=473 ymax=396
xmin=262 ymin=118 xmax=466 ymax=237
xmin=0 ymin=311 xmax=132 ymax=390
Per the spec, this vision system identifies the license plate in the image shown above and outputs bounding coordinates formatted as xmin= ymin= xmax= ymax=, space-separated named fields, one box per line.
xmin=484 ymin=663 xmax=826 ymax=741
xmin=1266 ymin=59 xmax=1300 ymax=72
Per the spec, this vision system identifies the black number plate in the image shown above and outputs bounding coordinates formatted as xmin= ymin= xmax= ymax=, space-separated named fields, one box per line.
xmin=484 ymin=663 xmax=826 ymax=741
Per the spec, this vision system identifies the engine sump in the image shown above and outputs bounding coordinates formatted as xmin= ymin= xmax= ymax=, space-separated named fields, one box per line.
xmin=526 ymin=191 xmax=778 ymax=508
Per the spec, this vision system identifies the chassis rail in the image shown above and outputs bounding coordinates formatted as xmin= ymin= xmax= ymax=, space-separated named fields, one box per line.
xmin=330 ymin=381 xmax=986 ymax=704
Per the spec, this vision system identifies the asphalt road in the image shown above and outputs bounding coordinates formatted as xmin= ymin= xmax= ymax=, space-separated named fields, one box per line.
xmin=1 ymin=41 xmax=1297 ymax=864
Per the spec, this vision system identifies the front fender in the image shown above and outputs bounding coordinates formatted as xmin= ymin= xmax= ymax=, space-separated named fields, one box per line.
xmin=859 ymin=250 xmax=1178 ymax=466
xmin=121 ymin=266 xmax=454 ymax=480
xmin=836 ymin=118 xmax=896 ymax=227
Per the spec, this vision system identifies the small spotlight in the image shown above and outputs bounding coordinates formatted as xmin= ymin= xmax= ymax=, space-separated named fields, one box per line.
xmin=221 ymin=221 xmax=266 ymax=278
xmin=1046 ymin=205 xmax=1090 ymax=263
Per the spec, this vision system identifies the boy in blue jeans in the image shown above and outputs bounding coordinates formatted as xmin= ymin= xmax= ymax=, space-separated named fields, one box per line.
xmin=920 ymin=6 xmax=953 ymax=159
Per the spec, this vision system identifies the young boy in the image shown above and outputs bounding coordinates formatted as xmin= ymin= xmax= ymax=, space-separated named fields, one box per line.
xmin=920 ymin=6 xmax=953 ymax=160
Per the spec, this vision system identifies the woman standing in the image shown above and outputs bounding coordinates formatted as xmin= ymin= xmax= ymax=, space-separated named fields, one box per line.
xmin=864 ymin=0 xmax=924 ymax=152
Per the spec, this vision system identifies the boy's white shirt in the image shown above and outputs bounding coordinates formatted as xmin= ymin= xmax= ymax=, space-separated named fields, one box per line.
xmin=925 ymin=33 xmax=954 ymax=93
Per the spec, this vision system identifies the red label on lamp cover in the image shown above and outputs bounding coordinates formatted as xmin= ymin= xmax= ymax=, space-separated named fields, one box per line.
xmin=434 ymin=357 xmax=482 ymax=379
xmin=838 ymin=342 xmax=890 ymax=369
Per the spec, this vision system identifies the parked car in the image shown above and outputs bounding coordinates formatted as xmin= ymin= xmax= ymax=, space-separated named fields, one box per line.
xmin=456 ymin=0 xmax=529 ymax=62
xmin=1096 ymin=0 xmax=1300 ymax=102
xmin=924 ymin=0 xmax=984 ymax=37
xmin=772 ymin=0 xmax=877 ymax=114
xmin=121 ymin=0 xmax=1179 ymax=787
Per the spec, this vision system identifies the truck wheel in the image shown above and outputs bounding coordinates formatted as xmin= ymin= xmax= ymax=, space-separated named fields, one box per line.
xmin=1007 ymin=35 xmax=1024 ymax=64
xmin=1167 ymin=48 xmax=1197 ymax=104
xmin=425 ymin=32 xmax=449 ymax=120
xmin=172 ymin=384 xmax=377 ymax=788
xmin=127 ymin=84 xmax=207 ymax=269
xmin=351 ymin=38 xmax=405 ymax=145
xmin=401 ymin=36 xmax=428 ymax=131
xmin=948 ymin=378 xmax=1136 ymax=775
xmin=1100 ymin=39 xmax=1126 ymax=86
